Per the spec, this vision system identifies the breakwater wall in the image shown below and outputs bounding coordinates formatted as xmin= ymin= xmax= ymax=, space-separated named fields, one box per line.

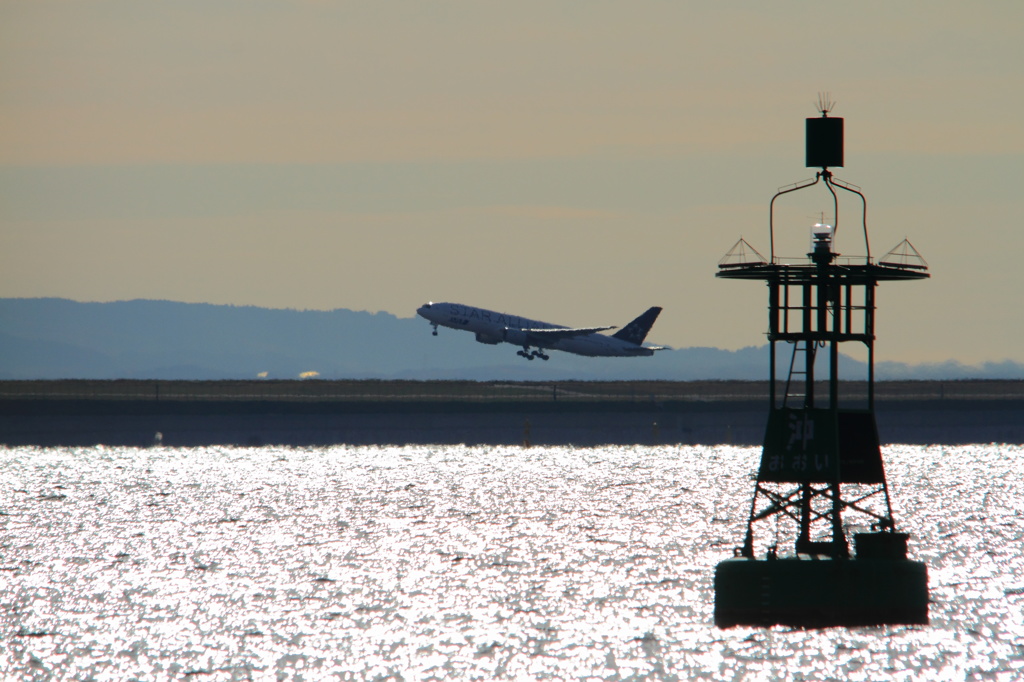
xmin=2 ymin=400 xmax=764 ymax=448
xmin=2 ymin=384 xmax=1022 ymax=447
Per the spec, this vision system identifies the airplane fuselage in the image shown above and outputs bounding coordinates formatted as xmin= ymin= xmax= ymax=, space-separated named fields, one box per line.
xmin=416 ymin=302 xmax=660 ymax=359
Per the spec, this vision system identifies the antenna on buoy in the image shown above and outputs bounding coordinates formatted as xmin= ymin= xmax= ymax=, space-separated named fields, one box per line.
xmin=816 ymin=92 xmax=836 ymax=117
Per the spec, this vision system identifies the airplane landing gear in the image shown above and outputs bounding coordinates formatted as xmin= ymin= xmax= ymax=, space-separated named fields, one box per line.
xmin=517 ymin=349 xmax=550 ymax=361
xmin=430 ymin=323 xmax=438 ymax=336
xmin=517 ymin=349 xmax=533 ymax=360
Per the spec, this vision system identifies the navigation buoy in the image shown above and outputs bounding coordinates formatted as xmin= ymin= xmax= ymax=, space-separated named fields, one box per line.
xmin=713 ymin=101 xmax=930 ymax=628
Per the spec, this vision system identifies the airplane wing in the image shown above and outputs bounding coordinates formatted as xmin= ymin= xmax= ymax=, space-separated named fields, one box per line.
xmin=618 ymin=345 xmax=667 ymax=354
xmin=520 ymin=326 xmax=615 ymax=340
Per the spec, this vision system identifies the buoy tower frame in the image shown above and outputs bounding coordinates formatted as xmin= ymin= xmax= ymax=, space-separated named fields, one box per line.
xmin=713 ymin=101 xmax=930 ymax=628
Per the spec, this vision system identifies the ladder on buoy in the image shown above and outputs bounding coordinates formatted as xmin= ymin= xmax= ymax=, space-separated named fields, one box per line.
xmin=782 ymin=340 xmax=817 ymax=408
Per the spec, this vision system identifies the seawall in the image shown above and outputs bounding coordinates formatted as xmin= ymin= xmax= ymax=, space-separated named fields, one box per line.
xmin=2 ymin=380 xmax=1021 ymax=447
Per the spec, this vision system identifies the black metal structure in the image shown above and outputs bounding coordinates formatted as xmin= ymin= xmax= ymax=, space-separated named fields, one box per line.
xmin=713 ymin=101 xmax=930 ymax=627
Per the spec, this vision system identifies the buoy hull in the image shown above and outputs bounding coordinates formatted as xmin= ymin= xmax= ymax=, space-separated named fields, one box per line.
xmin=714 ymin=558 xmax=929 ymax=628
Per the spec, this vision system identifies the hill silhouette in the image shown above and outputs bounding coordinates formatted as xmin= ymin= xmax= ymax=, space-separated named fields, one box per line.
xmin=1 ymin=298 xmax=1021 ymax=381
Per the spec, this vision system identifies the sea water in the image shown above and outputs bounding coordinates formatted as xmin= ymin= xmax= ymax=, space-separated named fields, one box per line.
xmin=0 ymin=444 xmax=1021 ymax=681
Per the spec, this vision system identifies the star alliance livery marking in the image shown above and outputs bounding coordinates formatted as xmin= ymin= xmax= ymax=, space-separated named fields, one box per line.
xmin=416 ymin=302 xmax=664 ymax=360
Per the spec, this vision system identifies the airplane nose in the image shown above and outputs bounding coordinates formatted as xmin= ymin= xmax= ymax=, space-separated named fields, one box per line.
xmin=417 ymin=302 xmax=432 ymax=318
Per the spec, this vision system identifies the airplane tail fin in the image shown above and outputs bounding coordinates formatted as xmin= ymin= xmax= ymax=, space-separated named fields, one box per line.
xmin=611 ymin=306 xmax=662 ymax=345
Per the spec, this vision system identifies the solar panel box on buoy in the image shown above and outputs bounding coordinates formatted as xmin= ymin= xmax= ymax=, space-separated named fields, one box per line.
xmin=806 ymin=116 xmax=844 ymax=168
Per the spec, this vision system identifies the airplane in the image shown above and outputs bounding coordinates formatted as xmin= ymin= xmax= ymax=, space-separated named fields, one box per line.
xmin=416 ymin=302 xmax=664 ymax=360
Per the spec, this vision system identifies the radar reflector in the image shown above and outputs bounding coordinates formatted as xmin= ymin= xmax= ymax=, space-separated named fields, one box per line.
xmin=718 ymin=238 xmax=767 ymax=269
xmin=880 ymin=238 xmax=929 ymax=271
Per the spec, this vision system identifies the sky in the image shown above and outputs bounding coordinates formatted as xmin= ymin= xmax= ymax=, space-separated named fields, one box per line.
xmin=2 ymin=1 xmax=1023 ymax=366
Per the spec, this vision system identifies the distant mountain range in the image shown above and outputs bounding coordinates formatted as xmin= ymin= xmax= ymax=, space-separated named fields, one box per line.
xmin=1 ymin=298 xmax=1021 ymax=381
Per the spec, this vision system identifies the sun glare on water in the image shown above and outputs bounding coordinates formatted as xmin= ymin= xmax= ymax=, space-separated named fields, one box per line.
xmin=1 ymin=444 xmax=1021 ymax=679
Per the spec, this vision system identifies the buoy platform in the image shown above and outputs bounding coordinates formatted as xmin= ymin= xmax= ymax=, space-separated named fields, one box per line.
xmin=714 ymin=534 xmax=928 ymax=628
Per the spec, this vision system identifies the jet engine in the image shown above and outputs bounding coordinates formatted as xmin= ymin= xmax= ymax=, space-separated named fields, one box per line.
xmin=474 ymin=332 xmax=502 ymax=345
xmin=501 ymin=328 xmax=529 ymax=347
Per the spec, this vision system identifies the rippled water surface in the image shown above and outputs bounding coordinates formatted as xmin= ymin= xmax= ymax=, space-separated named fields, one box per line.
xmin=1 ymin=444 xmax=1022 ymax=680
